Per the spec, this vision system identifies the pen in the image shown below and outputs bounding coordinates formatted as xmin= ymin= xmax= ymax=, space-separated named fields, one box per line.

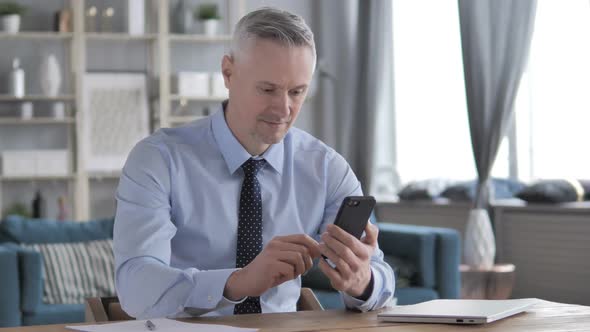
xmin=145 ymin=320 xmax=156 ymax=331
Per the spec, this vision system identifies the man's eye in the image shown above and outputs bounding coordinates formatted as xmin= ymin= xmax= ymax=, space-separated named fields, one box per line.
xmin=290 ymin=89 xmax=304 ymax=96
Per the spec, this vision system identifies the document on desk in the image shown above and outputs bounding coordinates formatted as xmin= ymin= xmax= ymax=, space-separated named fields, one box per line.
xmin=66 ymin=318 xmax=258 ymax=332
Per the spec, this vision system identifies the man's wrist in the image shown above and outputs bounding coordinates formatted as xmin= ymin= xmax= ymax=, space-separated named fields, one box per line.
xmin=224 ymin=269 xmax=247 ymax=301
xmin=353 ymin=271 xmax=374 ymax=301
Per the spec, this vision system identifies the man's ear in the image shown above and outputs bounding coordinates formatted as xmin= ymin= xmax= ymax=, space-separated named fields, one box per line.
xmin=221 ymin=55 xmax=234 ymax=89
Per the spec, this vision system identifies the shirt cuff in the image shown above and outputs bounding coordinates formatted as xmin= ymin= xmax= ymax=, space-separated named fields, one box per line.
xmin=183 ymin=268 xmax=241 ymax=314
xmin=341 ymin=267 xmax=382 ymax=312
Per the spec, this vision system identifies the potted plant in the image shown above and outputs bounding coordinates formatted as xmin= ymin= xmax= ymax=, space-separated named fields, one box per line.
xmin=0 ymin=2 xmax=26 ymax=33
xmin=194 ymin=3 xmax=221 ymax=36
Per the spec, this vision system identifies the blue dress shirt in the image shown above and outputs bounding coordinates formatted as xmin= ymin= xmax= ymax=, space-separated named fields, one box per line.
xmin=114 ymin=105 xmax=395 ymax=319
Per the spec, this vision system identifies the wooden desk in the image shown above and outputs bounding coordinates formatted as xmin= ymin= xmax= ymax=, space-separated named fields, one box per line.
xmin=2 ymin=300 xmax=589 ymax=332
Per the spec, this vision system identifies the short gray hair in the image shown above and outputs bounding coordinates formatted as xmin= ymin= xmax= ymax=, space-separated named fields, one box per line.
xmin=231 ymin=7 xmax=316 ymax=64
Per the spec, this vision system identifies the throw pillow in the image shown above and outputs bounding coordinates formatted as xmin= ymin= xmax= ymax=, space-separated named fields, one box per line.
xmin=516 ymin=179 xmax=588 ymax=203
xmin=441 ymin=178 xmax=525 ymax=202
xmin=22 ymin=239 xmax=115 ymax=304
xmin=398 ymin=179 xmax=455 ymax=200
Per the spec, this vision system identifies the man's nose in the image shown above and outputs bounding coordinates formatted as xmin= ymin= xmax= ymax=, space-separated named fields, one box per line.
xmin=273 ymin=92 xmax=291 ymax=118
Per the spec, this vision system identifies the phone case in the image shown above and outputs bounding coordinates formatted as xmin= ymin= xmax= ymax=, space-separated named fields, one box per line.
xmin=332 ymin=196 xmax=376 ymax=239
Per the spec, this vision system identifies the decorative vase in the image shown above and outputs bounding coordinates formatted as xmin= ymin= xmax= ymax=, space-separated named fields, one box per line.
xmin=0 ymin=14 xmax=20 ymax=33
xmin=40 ymin=54 xmax=62 ymax=97
xmin=464 ymin=208 xmax=496 ymax=269
xmin=203 ymin=19 xmax=219 ymax=36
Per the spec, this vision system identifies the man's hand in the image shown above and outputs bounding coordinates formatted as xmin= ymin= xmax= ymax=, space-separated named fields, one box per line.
xmin=318 ymin=222 xmax=378 ymax=298
xmin=224 ymin=234 xmax=321 ymax=301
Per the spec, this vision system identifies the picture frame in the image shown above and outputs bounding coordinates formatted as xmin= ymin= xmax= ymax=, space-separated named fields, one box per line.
xmin=82 ymin=73 xmax=149 ymax=173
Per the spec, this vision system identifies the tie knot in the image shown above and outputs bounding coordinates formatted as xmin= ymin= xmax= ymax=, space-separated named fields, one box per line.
xmin=241 ymin=158 xmax=266 ymax=178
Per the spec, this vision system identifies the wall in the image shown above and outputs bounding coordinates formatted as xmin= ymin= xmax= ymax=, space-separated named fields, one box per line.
xmin=0 ymin=0 xmax=318 ymax=220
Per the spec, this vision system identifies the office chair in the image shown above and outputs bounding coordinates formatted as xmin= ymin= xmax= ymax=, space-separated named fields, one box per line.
xmin=86 ymin=288 xmax=323 ymax=322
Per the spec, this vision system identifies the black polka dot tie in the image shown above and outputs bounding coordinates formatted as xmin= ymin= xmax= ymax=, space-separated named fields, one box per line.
xmin=234 ymin=158 xmax=266 ymax=315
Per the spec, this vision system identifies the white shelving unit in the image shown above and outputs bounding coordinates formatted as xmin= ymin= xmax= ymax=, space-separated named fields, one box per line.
xmin=0 ymin=32 xmax=73 ymax=40
xmin=0 ymin=95 xmax=75 ymax=102
xmin=0 ymin=117 xmax=75 ymax=125
xmin=0 ymin=0 xmax=245 ymax=220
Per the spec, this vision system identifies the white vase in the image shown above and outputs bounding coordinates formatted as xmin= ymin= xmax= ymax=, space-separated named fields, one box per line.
xmin=40 ymin=54 xmax=62 ymax=97
xmin=203 ymin=19 xmax=219 ymax=36
xmin=0 ymin=14 xmax=20 ymax=33
xmin=464 ymin=208 xmax=496 ymax=269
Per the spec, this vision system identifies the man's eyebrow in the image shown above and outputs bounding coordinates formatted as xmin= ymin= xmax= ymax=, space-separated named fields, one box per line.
xmin=256 ymin=81 xmax=308 ymax=90
xmin=257 ymin=81 xmax=278 ymax=87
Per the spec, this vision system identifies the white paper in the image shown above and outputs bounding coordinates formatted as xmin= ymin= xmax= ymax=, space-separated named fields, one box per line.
xmin=67 ymin=318 xmax=258 ymax=332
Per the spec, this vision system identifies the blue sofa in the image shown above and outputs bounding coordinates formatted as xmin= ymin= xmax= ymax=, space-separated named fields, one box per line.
xmin=302 ymin=222 xmax=461 ymax=309
xmin=0 ymin=216 xmax=114 ymax=327
xmin=0 ymin=216 xmax=461 ymax=326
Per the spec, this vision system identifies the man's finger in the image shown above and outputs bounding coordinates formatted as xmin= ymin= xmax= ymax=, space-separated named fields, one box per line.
xmin=361 ymin=222 xmax=378 ymax=247
xmin=326 ymin=224 xmax=365 ymax=256
xmin=272 ymin=241 xmax=314 ymax=271
xmin=276 ymin=251 xmax=307 ymax=276
xmin=272 ymin=261 xmax=296 ymax=287
xmin=321 ymin=232 xmax=359 ymax=271
xmin=319 ymin=243 xmax=352 ymax=277
xmin=278 ymin=234 xmax=322 ymax=258
xmin=318 ymin=258 xmax=346 ymax=291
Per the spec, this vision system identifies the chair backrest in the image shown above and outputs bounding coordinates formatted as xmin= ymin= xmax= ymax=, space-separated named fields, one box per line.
xmin=85 ymin=296 xmax=133 ymax=322
xmin=85 ymin=287 xmax=323 ymax=322
xmin=297 ymin=287 xmax=324 ymax=311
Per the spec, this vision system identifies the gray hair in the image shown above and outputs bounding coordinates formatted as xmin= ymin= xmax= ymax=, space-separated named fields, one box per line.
xmin=231 ymin=7 xmax=316 ymax=65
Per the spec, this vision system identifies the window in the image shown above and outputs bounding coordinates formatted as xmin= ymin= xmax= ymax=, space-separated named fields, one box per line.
xmin=514 ymin=0 xmax=590 ymax=180
xmin=391 ymin=0 xmax=590 ymax=186
xmin=392 ymin=0 xmax=509 ymax=184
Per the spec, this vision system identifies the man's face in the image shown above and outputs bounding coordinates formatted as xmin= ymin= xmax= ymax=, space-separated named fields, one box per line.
xmin=222 ymin=39 xmax=315 ymax=152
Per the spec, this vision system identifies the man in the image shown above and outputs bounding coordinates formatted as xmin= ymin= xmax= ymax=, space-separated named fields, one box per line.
xmin=114 ymin=7 xmax=394 ymax=318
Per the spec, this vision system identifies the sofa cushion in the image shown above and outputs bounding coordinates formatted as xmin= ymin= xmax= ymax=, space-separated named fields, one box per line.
xmin=0 ymin=216 xmax=113 ymax=244
xmin=382 ymin=255 xmax=414 ymax=288
xmin=0 ymin=245 xmax=22 ymax=327
xmin=394 ymin=287 xmax=439 ymax=305
xmin=22 ymin=303 xmax=84 ymax=326
xmin=22 ymin=239 xmax=115 ymax=305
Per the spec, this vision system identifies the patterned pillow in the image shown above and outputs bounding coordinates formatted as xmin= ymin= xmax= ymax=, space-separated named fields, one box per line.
xmin=22 ymin=239 xmax=115 ymax=304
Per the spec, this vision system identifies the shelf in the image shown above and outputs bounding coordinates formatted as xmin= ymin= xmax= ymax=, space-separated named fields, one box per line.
xmin=170 ymin=95 xmax=227 ymax=102
xmin=169 ymin=115 xmax=208 ymax=125
xmin=0 ymin=95 xmax=75 ymax=102
xmin=88 ymin=171 xmax=121 ymax=180
xmin=0 ymin=174 xmax=76 ymax=182
xmin=169 ymin=34 xmax=232 ymax=42
xmin=0 ymin=32 xmax=73 ymax=40
xmin=86 ymin=33 xmax=158 ymax=41
xmin=0 ymin=117 xmax=75 ymax=125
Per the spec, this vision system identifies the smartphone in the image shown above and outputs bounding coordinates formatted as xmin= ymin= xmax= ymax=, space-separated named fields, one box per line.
xmin=332 ymin=196 xmax=376 ymax=239
xmin=321 ymin=196 xmax=376 ymax=265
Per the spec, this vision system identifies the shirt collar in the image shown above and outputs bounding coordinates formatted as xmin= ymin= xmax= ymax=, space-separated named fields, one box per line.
xmin=211 ymin=102 xmax=284 ymax=175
